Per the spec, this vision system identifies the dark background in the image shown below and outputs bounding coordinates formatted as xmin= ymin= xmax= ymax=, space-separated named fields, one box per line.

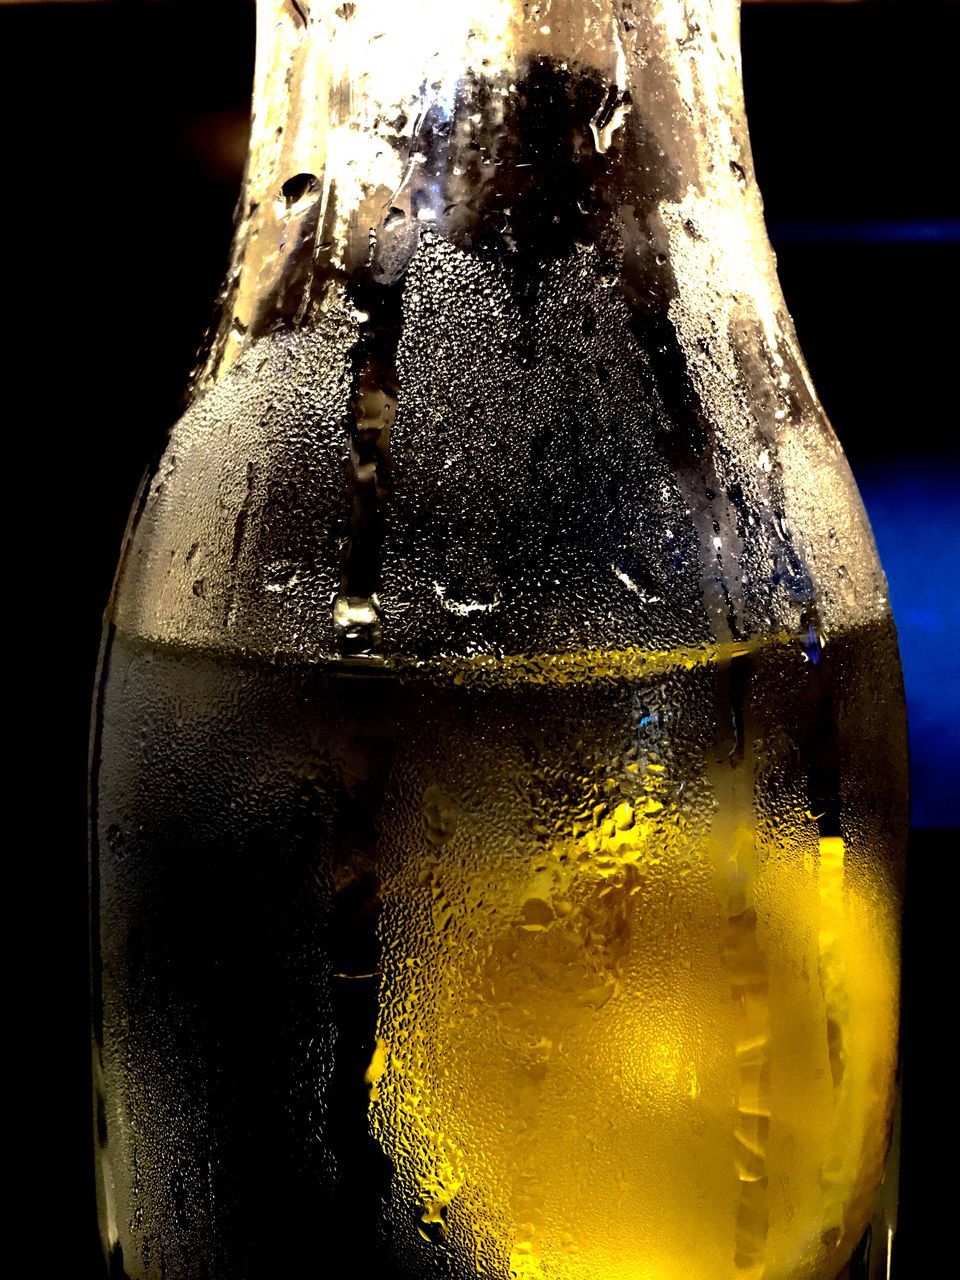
xmin=3 ymin=1 xmax=956 ymax=1275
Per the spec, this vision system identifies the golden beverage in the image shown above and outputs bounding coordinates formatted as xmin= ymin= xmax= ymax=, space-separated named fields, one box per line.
xmin=92 ymin=615 xmax=904 ymax=1280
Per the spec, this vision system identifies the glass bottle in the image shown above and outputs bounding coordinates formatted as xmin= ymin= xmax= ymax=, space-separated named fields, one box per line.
xmin=90 ymin=2 xmax=907 ymax=1278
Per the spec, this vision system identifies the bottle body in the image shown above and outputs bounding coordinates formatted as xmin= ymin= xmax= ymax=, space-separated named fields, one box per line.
xmin=93 ymin=622 xmax=904 ymax=1280
xmin=91 ymin=3 xmax=908 ymax=1277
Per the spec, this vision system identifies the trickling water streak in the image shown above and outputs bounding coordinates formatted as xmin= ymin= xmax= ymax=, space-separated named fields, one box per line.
xmin=224 ymin=461 xmax=255 ymax=630
xmin=334 ymin=312 xmax=401 ymax=655
xmin=817 ymin=834 xmax=848 ymax=1244
xmin=710 ymin=658 xmax=771 ymax=1280
xmin=726 ymin=892 xmax=771 ymax=1279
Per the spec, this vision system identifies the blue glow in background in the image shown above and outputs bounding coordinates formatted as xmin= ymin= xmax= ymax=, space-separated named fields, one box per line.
xmin=857 ymin=460 xmax=960 ymax=828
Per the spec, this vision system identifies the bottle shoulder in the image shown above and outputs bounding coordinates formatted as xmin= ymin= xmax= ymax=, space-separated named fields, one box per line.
xmin=112 ymin=236 xmax=889 ymax=665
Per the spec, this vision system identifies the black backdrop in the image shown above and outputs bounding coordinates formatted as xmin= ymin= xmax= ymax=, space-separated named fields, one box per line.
xmin=2 ymin=2 xmax=956 ymax=1276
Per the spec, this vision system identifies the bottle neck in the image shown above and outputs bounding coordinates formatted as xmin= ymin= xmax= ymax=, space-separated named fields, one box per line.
xmin=203 ymin=0 xmax=767 ymax=387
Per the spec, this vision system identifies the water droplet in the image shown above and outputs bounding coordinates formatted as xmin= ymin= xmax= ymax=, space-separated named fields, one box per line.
xmin=589 ymin=87 xmax=632 ymax=155
xmin=279 ymin=172 xmax=320 ymax=207
xmin=802 ymin=622 xmax=824 ymax=665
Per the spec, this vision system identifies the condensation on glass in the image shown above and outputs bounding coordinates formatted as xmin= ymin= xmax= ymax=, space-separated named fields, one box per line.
xmin=90 ymin=3 xmax=907 ymax=1279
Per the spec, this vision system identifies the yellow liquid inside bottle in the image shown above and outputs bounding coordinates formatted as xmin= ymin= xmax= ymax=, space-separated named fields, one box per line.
xmin=94 ymin=621 xmax=903 ymax=1280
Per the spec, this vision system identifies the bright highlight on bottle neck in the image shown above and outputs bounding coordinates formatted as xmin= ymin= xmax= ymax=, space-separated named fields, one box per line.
xmin=210 ymin=0 xmax=747 ymax=383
